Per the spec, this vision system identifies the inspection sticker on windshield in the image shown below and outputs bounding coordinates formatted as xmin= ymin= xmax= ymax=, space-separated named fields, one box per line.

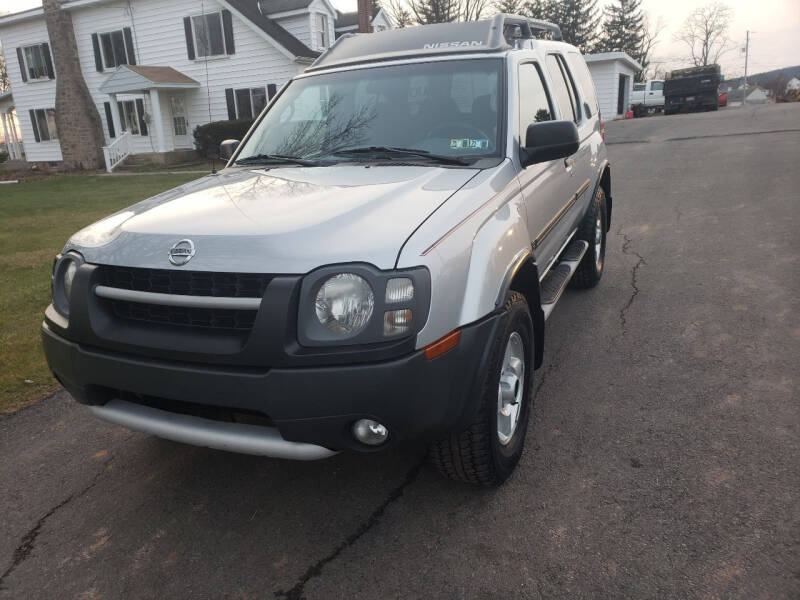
xmin=450 ymin=138 xmax=489 ymax=150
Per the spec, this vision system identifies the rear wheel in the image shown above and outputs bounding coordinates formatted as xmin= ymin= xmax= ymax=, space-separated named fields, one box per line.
xmin=429 ymin=292 xmax=534 ymax=486
xmin=570 ymin=186 xmax=607 ymax=289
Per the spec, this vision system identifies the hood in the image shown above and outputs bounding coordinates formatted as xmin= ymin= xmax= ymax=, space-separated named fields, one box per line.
xmin=68 ymin=165 xmax=479 ymax=273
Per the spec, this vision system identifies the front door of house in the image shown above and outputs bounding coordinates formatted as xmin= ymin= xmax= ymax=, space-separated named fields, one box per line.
xmin=168 ymin=94 xmax=190 ymax=148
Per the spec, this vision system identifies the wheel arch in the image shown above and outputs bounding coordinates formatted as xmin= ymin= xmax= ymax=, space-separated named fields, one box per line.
xmin=497 ymin=252 xmax=545 ymax=370
xmin=599 ymin=162 xmax=612 ymax=231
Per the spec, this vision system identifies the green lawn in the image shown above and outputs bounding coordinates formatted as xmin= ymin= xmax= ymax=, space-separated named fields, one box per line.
xmin=0 ymin=173 xmax=202 ymax=413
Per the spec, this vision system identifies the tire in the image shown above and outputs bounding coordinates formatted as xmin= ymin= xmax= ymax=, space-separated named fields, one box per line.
xmin=429 ymin=291 xmax=534 ymax=486
xmin=570 ymin=185 xmax=607 ymax=289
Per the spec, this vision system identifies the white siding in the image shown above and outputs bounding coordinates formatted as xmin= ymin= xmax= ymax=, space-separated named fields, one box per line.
xmin=371 ymin=11 xmax=391 ymax=32
xmin=276 ymin=14 xmax=312 ymax=48
xmin=0 ymin=0 xmax=307 ymax=160
xmin=587 ymin=60 xmax=636 ymax=119
xmin=0 ymin=19 xmax=62 ymax=161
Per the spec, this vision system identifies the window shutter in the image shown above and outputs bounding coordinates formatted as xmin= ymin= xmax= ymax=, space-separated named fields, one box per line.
xmin=41 ymin=43 xmax=55 ymax=79
xmin=16 ymin=47 xmax=28 ymax=82
xmin=225 ymin=88 xmax=236 ymax=120
xmin=267 ymin=83 xmax=277 ymax=100
xmin=91 ymin=33 xmax=103 ymax=72
xmin=136 ymin=99 xmax=148 ymax=136
xmin=222 ymin=10 xmax=235 ymax=55
xmin=183 ymin=17 xmax=196 ymax=60
xmin=104 ymin=102 xmax=116 ymax=138
xmin=29 ymin=110 xmax=41 ymax=142
xmin=123 ymin=27 xmax=136 ymax=65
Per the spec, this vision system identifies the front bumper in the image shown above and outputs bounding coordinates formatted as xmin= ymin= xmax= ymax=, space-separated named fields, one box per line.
xmin=42 ymin=312 xmax=502 ymax=453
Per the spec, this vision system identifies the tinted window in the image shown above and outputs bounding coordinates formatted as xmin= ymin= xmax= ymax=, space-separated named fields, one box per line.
xmin=634 ymin=83 xmax=646 ymax=91
xmin=518 ymin=62 xmax=553 ymax=139
xmin=566 ymin=52 xmax=599 ymax=118
xmin=545 ymin=54 xmax=578 ymax=122
xmin=238 ymin=59 xmax=503 ymax=161
xmin=651 ymin=81 xmax=664 ymax=91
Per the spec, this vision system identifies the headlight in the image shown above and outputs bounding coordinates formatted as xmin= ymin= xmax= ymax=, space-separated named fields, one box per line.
xmin=52 ymin=253 xmax=84 ymax=317
xmin=315 ymin=273 xmax=375 ymax=335
xmin=298 ymin=265 xmax=431 ymax=347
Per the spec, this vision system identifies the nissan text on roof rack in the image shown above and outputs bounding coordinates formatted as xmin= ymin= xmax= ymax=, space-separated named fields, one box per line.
xmin=43 ymin=14 xmax=612 ymax=486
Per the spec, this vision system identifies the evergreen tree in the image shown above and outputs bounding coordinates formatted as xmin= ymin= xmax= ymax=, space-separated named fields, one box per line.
xmin=550 ymin=0 xmax=601 ymax=53
xmin=596 ymin=0 xmax=644 ymax=57
xmin=523 ymin=0 xmax=600 ymax=51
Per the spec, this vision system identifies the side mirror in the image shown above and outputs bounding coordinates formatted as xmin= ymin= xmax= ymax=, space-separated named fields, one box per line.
xmin=520 ymin=121 xmax=579 ymax=167
xmin=220 ymin=139 xmax=240 ymax=160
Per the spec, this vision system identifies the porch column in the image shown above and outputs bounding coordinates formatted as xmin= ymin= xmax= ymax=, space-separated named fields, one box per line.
xmin=109 ymin=93 xmax=123 ymax=141
xmin=11 ymin=113 xmax=23 ymax=159
xmin=1 ymin=114 xmax=11 ymax=158
xmin=148 ymin=89 xmax=167 ymax=153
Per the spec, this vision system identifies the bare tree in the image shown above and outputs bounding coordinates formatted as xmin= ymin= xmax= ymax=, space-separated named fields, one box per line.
xmin=635 ymin=13 xmax=665 ymax=81
xmin=493 ymin=0 xmax=523 ymax=14
xmin=675 ymin=2 xmax=733 ymax=66
xmin=385 ymin=0 xmax=414 ymax=26
xmin=0 ymin=47 xmax=9 ymax=93
xmin=461 ymin=0 xmax=490 ymax=21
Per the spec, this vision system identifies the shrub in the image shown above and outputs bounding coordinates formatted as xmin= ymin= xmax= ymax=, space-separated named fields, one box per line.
xmin=193 ymin=119 xmax=254 ymax=158
xmin=0 ymin=151 xmax=8 ymax=164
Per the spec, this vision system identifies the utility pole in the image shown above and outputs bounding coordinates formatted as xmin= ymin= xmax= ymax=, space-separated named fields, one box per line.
xmin=742 ymin=30 xmax=750 ymax=105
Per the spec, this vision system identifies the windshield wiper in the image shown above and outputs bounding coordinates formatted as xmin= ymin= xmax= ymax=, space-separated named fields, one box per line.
xmin=234 ymin=153 xmax=319 ymax=167
xmin=327 ymin=146 xmax=473 ymax=166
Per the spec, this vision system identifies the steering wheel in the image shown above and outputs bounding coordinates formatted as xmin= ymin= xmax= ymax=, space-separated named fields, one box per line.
xmin=426 ymin=122 xmax=491 ymax=143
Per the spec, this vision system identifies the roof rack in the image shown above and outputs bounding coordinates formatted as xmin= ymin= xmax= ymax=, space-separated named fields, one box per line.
xmin=307 ymin=13 xmax=563 ymax=73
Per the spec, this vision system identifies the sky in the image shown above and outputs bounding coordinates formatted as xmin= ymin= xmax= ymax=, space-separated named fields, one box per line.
xmin=2 ymin=0 xmax=799 ymax=78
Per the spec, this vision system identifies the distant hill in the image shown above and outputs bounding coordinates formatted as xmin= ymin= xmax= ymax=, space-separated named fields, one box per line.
xmin=720 ymin=65 xmax=800 ymax=91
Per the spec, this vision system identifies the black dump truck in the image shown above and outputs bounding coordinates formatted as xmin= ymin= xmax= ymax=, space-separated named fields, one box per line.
xmin=664 ymin=64 xmax=721 ymax=114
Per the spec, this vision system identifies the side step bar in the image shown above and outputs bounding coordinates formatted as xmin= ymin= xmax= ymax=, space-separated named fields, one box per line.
xmin=90 ymin=399 xmax=338 ymax=460
xmin=540 ymin=239 xmax=588 ymax=320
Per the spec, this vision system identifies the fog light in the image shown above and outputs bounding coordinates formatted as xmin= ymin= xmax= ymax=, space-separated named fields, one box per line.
xmin=383 ymin=309 xmax=412 ymax=336
xmin=352 ymin=419 xmax=389 ymax=446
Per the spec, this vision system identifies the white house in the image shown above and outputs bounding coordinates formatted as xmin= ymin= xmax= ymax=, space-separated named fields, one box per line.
xmin=785 ymin=77 xmax=800 ymax=92
xmin=584 ymin=52 xmax=641 ymax=119
xmin=334 ymin=6 xmax=392 ymax=38
xmin=0 ymin=0 xmax=391 ymax=169
xmin=746 ymin=87 xmax=768 ymax=104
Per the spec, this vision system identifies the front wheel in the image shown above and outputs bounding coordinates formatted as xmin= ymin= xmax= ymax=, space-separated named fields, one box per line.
xmin=429 ymin=292 xmax=534 ymax=486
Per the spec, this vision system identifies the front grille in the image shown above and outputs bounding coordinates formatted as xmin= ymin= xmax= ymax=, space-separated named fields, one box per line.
xmin=98 ymin=266 xmax=270 ymax=331
xmin=102 ymin=265 xmax=271 ymax=298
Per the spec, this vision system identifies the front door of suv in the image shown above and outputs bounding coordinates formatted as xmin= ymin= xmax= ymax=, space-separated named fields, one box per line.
xmin=516 ymin=61 xmax=576 ymax=271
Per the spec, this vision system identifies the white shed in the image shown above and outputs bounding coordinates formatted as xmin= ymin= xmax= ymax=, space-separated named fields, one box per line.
xmin=584 ymin=52 xmax=642 ymax=119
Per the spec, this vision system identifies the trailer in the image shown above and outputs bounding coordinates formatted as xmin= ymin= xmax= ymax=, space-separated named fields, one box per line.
xmin=664 ymin=64 xmax=721 ymax=114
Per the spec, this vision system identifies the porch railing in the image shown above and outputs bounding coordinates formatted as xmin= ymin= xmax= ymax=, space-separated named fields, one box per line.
xmin=102 ymin=131 xmax=132 ymax=172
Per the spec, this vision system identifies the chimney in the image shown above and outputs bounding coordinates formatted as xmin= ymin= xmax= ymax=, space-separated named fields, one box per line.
xmin=357 ymin=0 xmax=372 ymax=33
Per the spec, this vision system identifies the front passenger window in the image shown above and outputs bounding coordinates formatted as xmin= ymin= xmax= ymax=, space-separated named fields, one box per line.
xmin=518 ymin=63 xmax=553 ymax=143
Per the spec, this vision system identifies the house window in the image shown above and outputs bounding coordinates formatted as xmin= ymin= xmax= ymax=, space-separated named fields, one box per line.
xmin=99 ymin=30 xmax=128 ymax=68
xmin=29 ymin=108 xmax=58 ymax=142
xmin=316 ymin=13 xmax=329 ymax=49
xmin=169 ymin=96 xmax=188 ymax=136
xmin=231 ymin=87 xmax=267 ymax=119
xmin=193 ymin=12 xmax=226 ymax=57
xmin=118 ymin=100 xmax=140 ymax=135
xmin=22 ymin=44 xmax=50 ymax=80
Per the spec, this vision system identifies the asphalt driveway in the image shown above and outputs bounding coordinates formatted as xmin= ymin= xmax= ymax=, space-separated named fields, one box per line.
xmin=1 ymin=103 xmax=798 ymax=599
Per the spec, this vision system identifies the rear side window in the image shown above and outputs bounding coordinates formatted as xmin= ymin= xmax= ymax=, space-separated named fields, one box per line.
xmin=518 ymin=63 xmax=553 ymax=138
xmin=651 ymin=81 xmax=664 ymax=91
xmin=566 ymin=52 xmax=599 ymax=119
xmin=545 ymin=54 xmax=577 ymax=122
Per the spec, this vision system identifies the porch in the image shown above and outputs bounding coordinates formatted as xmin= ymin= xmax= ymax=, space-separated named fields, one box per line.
xmin=99 ymin=65 xmax=200 ymax=172
xmin=0 ymin=91 xmax=24 ymax=161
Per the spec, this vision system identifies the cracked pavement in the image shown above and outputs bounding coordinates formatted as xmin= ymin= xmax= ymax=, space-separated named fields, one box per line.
xmin=1 ymin=103 xmax=798 ymax=599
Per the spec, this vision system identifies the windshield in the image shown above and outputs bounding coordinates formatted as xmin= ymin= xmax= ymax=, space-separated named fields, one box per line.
xmin=236 ymin=58 xmax=503 ymax=165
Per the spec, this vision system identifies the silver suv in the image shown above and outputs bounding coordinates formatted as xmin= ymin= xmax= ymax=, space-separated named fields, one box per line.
xmin=43 ymin=15 xmax=612 ymax=486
